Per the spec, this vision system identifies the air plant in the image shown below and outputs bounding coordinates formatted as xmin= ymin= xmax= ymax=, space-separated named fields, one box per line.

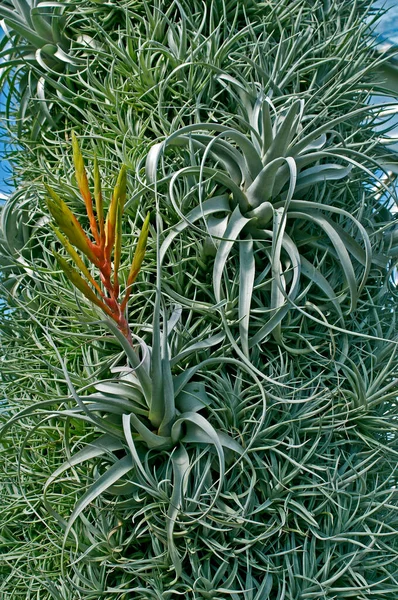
xmin=146 ymin=77 xmax=388 ymax=356
xmin=1 ymin=1 xmax=398 ymax=597
xmin=0 ymin=0 xmax=72 ymax=68
xmin=46 ymin=132 xmax=150 ymax=343
xmin=0 ymin=1 xmax=90 ymax=137
xmin=41 ymin=134 xmax=256 ymax=578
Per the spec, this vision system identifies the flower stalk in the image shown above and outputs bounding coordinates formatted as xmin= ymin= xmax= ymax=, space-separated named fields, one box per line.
xmin=46 ymin=133 xmax=150 ymax=343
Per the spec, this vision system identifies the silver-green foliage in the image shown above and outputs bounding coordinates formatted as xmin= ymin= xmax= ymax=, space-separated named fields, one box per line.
xmin=1 ymin=0 xmax=398 ymax=598
xmin=146 ymin=78 xmax=392 ymax=357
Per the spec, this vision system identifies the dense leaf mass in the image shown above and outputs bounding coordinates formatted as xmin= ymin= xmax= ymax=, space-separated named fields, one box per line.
xmin=1 ymin=0 xmax=398 ymax=598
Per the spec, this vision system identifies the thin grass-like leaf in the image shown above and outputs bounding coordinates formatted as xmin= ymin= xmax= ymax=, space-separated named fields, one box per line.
xmin=288 ymin=211 xmax=358 ymax=313
xmin=61 ymin=455 xmax=134 ymax=570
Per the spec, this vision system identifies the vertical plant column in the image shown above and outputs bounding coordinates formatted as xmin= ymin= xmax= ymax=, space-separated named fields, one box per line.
xmin=0 ymin=1 xmax=397 ymax=598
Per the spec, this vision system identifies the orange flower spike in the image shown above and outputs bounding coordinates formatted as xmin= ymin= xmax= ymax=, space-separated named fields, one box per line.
xmin=72 ymin=132 xmax=100 ymax=245
xmin=113 ymin=200 xmax=123 ymax=297
xmin=45 ymin=185 xmax=100 ymax=265
xmin=121 ymin=212 xmax=150 ymax=312
xmin=104 ymin=164 xmax=127 ymax=263
xmin=93 ymin=155 xmax=105 ymax=249
xmin=53 ymin=252 xmax=113 ymax=316
xmin=51 ymin=225 xmax=104 ymax=297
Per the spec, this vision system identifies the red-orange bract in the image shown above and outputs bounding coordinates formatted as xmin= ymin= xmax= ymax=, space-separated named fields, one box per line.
xmin=47 ymin=134 xmax=150 ymax=342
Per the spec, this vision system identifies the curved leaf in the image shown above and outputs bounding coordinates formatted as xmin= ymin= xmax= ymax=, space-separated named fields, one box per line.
xmin=160 ymin=195 xmax=231 ymax=264
xmin=167 ymin=445 xmax=190 ymax=579
xmin=288 ymin=211 xmax=358 ymax=313
xmin=213 ymin=205 xmax=252 ymax=303
xmin=239 ymin=235 xmax=255 ymax=357
xmin=62 ymin=455 xmax=134 ymax=568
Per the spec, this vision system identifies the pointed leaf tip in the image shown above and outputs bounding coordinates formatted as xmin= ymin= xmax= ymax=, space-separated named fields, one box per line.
xmin=51 ymin=225 xmax=103 ymax=296
xmin=94 ymin=154 xmax=105 ymax=246
xmin=121 ymin=212 xmax=151 ymax=311
xmin=71 ymin=132 xmax=100 ymax=244
xmin=105 ymin=164 xmax=128 ymax=260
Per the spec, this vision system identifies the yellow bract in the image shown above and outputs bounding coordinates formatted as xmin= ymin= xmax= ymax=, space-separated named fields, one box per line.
xmin=53 ymin=252 xmax=112 ymax=315
xmin=121 ymin=212 xmax=151 ymax=310
xmin=45 ymin=185 xmax=99 ymax=265
xmin=51 ymin=225 xmax=102 ymax=295
xmin=72 ymin=132 xmax=99 ymax=244
xmin=93 ymin=155 xmax=105 ymax=246
xmin=105 ymin=164 xmax=127 ymax=261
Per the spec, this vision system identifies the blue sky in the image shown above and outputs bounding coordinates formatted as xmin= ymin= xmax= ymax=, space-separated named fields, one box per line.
xmin=373 ymin=0 xmax=398 ymax=44
xmin=0 ymin=30 xmax=11 ymax=199
xmin=0 ymin=108 xmax=12 ymax=197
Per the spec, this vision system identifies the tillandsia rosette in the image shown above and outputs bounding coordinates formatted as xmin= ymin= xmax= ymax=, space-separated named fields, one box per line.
xmin=40 ymin=134 xmax=258 ymax=578
xmin=0 ymin=1 xmax=99 ymax=138
xmin=146 ymin=77 xmax=389 ymax=358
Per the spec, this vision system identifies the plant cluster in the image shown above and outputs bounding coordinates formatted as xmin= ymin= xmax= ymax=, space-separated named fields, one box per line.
xmin=1 ymin=1 xmax=398 ymax=599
